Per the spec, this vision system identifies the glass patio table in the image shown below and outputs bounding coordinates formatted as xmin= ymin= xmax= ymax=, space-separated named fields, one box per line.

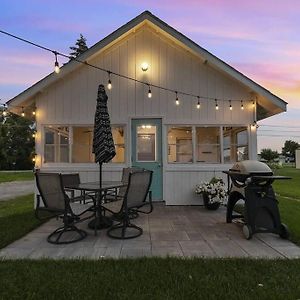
xmin=64 ymin=181 xmax=126 ymax=235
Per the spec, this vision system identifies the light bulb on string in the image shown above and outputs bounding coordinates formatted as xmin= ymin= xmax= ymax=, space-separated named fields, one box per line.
xmin=229 ymin=100 xmax=233 ymax=111
xmin=21 ymin=107 xmax=25 ymax=117
xmin=196 ymin=96 xmax=201 ymax=109
xmin=147 ymin=85 xmax=152 ymax=98
xmin=54 ymin=52 xmax=60 ymax=74
xmin=215 ymin=99 xmax=219 ymax=110
xmin=175 ymin=92 xmax=180 ymax=106
xmin=2 ymin=104 xmax=7 ymax=116
xmin=241 ymin=100 xmax=244 ymax=110
xmin=107 ymin=72 xmax=112 ymax=90
xmin=32 ymin=109 xmax=36 ymax=116
xmin=252 ymin=99 xmax=255 ymax=107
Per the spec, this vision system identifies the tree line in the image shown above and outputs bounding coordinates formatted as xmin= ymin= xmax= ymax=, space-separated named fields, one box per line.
xmin=260 ymin=140 xmax=300 ymax=162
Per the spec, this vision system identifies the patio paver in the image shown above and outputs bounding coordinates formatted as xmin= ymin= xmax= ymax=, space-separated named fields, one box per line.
xmin=1 ymin=203 xmax=299 ymax=259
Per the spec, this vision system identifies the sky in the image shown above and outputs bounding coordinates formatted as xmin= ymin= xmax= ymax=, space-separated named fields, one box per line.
xmin=0 ymin=0 xmax=299 ymax=152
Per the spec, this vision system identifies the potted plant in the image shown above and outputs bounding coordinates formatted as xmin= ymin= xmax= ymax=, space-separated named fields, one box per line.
xmin=195 ymin=177 xmax=227 ymax=210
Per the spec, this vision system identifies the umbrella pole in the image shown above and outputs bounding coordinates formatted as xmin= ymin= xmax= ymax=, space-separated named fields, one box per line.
xmin=99 ymin=162 xmax=102 ymax=189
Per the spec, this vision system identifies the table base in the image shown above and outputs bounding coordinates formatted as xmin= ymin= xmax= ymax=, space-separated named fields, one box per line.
xmin=88 ymin=216 xmax=113 ymax=230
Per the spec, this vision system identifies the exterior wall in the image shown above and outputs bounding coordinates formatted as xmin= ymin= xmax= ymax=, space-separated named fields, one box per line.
xmin=296 ymin=150 xmax=300 ymax=169
xmin=35 ymin=24 xmax=257 ymax=205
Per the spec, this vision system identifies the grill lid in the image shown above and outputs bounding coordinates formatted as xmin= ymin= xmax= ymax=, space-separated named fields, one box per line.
xmin=229 ymin=160 xmax=273 ymax=175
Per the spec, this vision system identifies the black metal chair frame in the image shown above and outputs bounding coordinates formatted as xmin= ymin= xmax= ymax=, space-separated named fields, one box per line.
xmin=35 ymin=172 xmax=94 ymax=244
xmin=106 ymin=170 xmax=153 ymax=239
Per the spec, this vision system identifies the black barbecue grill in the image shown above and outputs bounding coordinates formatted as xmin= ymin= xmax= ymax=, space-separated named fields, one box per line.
xmin=223 ymin=160 xmax=290 ymax=240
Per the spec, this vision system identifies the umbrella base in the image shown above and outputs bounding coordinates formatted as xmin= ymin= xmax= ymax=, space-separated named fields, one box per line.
xmin=88 ymin=216 xmax=113 ymax=229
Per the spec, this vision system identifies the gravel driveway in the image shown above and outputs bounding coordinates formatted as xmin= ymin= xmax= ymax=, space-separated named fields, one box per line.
xmin=0 ymin=181 xmax=34 ymax=201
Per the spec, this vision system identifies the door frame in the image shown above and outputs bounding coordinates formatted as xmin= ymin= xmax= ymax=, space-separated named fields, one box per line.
xmin=128 ymin=116 xmax=165 ymax=201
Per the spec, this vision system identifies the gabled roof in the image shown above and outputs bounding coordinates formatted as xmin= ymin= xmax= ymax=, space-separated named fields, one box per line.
xmin=7 ymin=10 xmax=287 ymax=119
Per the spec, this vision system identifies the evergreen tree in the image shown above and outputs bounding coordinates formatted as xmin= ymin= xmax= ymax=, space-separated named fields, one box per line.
xmin=0 ymin=110 xmax=35 ymax=170
xmin=69 ymin=34 xmax=88 ymax=59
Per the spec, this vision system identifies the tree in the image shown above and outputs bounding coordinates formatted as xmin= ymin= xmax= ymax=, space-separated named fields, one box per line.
xmin=69 ymin=34 xmax=88 ymax=59
xmin=260 ymin=148 xmax=279 ymax=162
xmin=0 ymin=110 xmax=35 ymax=170
xmin=282 ymin=140 xmax=299 ymax=159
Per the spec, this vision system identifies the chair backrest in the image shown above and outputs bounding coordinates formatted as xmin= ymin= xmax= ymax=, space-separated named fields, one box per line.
xmin=125 ymin=170 xmax=153 ymax=209
xmin=61 ymin=173 xmax=80 ymax=187
xmin=35 ymin=172 xmax=67 ymax=211
xmin=119 ymin=167 xmax=143 ymax=197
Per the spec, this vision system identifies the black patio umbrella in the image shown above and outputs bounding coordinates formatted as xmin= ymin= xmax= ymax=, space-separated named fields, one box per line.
xmin=93 ymin=84 xmax=116 ymax=188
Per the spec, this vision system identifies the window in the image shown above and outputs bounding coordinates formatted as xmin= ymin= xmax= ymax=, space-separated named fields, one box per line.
xmin=111 ymin=126 xmax=125 ymax=163
xmin=223 ymin=127 xmax=248 ymax=163
xmin=196 ymin=127 xmax=221 ymax=163
xmin=44 ymin=126 xmax=69 ymax=163
xmin=72 ymin=127 xmax=94 ymax=163
xmin=168 ymin=127 xmax=192 ymax=163
xmin=44 ymin=125 xmax=125 ymax=164
xmin=137 ymin=125 xmax=156 ymax=161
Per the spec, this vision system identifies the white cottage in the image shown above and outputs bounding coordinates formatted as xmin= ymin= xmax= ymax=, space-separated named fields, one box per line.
xmin=7 ymin=11 xmax=287 ymax=205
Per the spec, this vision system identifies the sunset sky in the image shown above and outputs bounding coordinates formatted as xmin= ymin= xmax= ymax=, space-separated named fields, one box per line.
xmin=0 ymin=0 xmax=299 ymax=152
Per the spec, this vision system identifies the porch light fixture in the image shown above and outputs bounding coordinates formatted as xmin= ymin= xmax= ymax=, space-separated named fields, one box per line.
xmin=53 ymin=51 xmax=60 ymax=74
xmin=107 ymin=71 xmax=112 ymax=90
xmin=241 ymin=100 xmax=244 ymax=110
xmin=175 ymin=92 xmax=180 ymax=106
xmin=229 ymin=100 xmax=233 ymax=111
xmin=215 ymin=99 xmax=219 ymax=110
xmin=147 ymin=85 xmax=152 ymax=98
xmin=196 ymin=96 xmax=201 ymax=109
xmin=141 ymin=62 xmax=149 ymax=72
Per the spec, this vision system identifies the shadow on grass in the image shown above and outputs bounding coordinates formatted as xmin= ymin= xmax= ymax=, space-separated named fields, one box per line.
xmin=0 ymin=211 xmax=43 ymax=249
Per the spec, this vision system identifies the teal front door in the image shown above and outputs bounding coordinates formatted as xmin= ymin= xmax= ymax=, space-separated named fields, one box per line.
xmin=131 ymin=119 xmax=163 ymax=200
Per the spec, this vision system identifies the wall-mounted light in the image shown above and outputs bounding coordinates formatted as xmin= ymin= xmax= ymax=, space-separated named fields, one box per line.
xmin=141 ymin=62 xmax=149 ymax=72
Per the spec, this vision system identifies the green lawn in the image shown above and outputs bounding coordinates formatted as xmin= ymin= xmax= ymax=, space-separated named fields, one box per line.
xmin=0 ymin=194 xmax=43 ymax=249
xmin=1 ymin=258 xmax=300 ymax=299
xmin=273 ymin=167 xmax=300 ymax=199
xmin=1 ymin=168 xmax=300 ymax=299
xmin=0 ymin=171 xmax=34 ymax=183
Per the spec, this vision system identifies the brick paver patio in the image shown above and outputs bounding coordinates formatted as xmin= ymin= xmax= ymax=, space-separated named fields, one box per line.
xmin=1 ymin=203 xmax=300 ymax=259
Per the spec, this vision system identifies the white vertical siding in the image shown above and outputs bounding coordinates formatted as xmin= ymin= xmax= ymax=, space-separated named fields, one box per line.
xmin=36 ymin=24 xmax=256 ymax=205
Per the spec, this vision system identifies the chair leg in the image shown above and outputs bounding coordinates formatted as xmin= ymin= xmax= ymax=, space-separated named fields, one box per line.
xmin=107 ymin=218 xmax=143 ymax=239
xmin=47 ymin=223 xmax=87 ymax=244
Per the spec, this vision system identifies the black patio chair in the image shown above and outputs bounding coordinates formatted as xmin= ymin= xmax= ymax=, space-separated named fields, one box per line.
xmin=61 ymin=173 xmax=94 ymax=204
xmin=104 ymin=167 xmax=143 ymax=203
xmin=104 ymin=169 xmax=153 ymax=239
xmin=35 ymin=172 xmax=94 ymax=244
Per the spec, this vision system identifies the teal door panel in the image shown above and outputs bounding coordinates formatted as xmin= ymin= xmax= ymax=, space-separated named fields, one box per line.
xmin=131 ymin=119 xmax=162 ymax=200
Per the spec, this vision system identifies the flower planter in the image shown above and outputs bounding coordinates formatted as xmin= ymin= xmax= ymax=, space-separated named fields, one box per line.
xmin=202 ymin=192 xmax=221 ymax=210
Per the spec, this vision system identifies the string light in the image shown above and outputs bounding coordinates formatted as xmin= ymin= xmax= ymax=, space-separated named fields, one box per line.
xmin=0 ymin=29 xmax=257 ymax=114
xmin=32 ymin=109 xmax=36 ymax=116
xmin=147 ymin=85 xmax=152 ymax=98
xmin=215 ymin=99 xmax=219 ymax=110
xmin=229 ymin=100 xmax=233 ymax=111
xmin=241 ymin=100 xmax=244 ymax=110
xmin=107 ymin=71 xmax=112 ymax=90
xmin=54 ymin=51 xmax=60 ymax=74
xmin=175 ymin=92 xmax=180 ymax=106
xmin=32 ymin=132 xmax=36 ymax=138
xmin=21 ymin=107 xmax=25 ymax=117
xmin=196 ymin=96 xmax=201 ymax=109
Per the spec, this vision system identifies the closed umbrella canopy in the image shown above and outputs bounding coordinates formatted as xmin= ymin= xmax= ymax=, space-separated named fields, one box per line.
xmin=93 ymin=84 xmax=116 ymax=164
